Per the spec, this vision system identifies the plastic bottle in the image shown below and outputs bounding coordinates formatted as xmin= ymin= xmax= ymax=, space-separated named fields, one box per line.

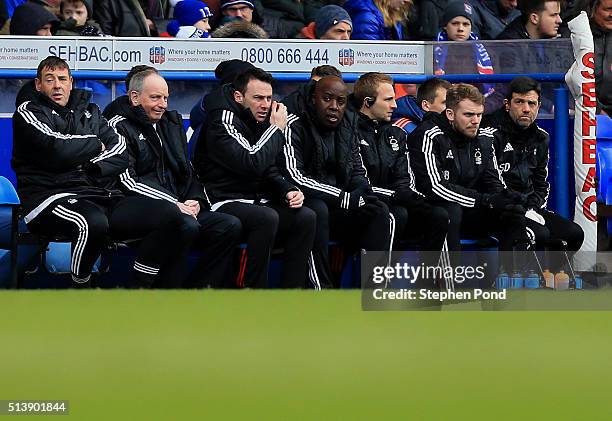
xmin=554 ymin=270 xmax=570 ymax=290
xmin=524 ymin=270 xmax=540 ymax=289
xmin=543 ymin=269 xmax=554 ymax=289
xmin=572 ymin=274 xmax=583 ymax=290
xmin=510 ymin=270 xmax=523 ymax=289
xmin=495 ymin=270 xmax=509 ymax=289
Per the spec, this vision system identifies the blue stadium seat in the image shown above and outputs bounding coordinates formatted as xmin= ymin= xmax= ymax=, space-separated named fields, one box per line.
xmin=596 ymin=115 xmax=612 ymax=234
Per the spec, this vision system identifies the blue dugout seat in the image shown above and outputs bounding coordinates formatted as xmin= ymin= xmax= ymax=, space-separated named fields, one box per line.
xmin=595 ymin=115 xmax=612 ymax=234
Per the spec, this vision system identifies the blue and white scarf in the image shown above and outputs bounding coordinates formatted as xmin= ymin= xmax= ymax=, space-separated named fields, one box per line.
xmin=434 ymin=30 xmax=495 ymax=97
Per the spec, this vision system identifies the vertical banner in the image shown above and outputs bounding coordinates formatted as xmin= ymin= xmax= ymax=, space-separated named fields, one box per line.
xmin=564 ymin=12 xmax=597 ymax=269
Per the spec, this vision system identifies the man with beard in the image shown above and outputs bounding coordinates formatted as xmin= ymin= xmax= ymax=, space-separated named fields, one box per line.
xmin=482 ymin=77 xmax=584 ymax=252
xmin=408 ymin=83 xmax=528 ymax=253
xmin=282 ymin=76 xmax=391 ymax=288
xmin=193 ymin=67 xmax=316 ymax=289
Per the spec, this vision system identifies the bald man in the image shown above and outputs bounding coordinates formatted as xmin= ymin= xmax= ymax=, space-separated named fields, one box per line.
xmin=104 ymin=68 xmax=241 ymax=288
xmin=282 ymin=76 xmax=392 ymax=288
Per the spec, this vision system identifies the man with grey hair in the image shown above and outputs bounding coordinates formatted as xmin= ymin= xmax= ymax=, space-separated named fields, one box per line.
xmin=104 ymin=68 xmax=241 ymax=288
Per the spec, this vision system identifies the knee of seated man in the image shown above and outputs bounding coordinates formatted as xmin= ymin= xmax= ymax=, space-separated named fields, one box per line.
xmin=83 ymin=212 xmax=110 ymax=238
xmin=223 ymin=214 xmax=243 ymax=240
xmin=295 ymin=206 xmax=317 ymax=229
xmin=528 ymin=223 xmax=550 ymax=243
xmin=259 ymin=206 xmax=280 ymax=230
xmin=304 ymin=198 xmax=329 ymax=219
xmin=178 ymin=213 xmax=202 ymax=240
xmin=429 ymin=205 xmax=450 ymax=227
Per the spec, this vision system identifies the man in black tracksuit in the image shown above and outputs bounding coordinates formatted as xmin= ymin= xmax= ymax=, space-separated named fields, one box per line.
xmin=12 ymin=56 xmax=191 ymax=287
xmin=193 ymin=67 xmax=316 ymax=289
xmin=408 ymin=83 xmax=528 ymax=252
xmin=282 ymin=76 xmax=391 ymax=288
xmin=103 ymin=69 xmax=241 ymax=288
xmin=482 ymin=76 xmax=584 ymax=252
xmin=352 ymin=72 xmax=447 ymax=251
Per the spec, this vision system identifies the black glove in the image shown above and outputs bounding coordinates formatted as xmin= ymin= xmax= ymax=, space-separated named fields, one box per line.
xmin=392 ymin=190 xmax=431 ymax=212
xmin=481 ymin=192 xmax=514 ymax=211
xmin=359 ymin=198 xmax=386 ymax=217
xmin=501 ymin=204 xmax=526 ymax=218
xmin=338 ymin=189 xmax=365 ymax=211
xmin=392 ymin=190 xmax=414 ymax=207
xmin=504 ymin=190 xmax=526 ymax=205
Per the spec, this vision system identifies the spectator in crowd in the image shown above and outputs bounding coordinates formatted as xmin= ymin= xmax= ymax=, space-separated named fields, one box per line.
xmin=283 ymin=64 xmax=342 ymax=115
xmin=0 ymin=1 xmax=8 ymax=31
xmin=94 ymin=0 xmax=152 ymax=36
xmin=470 ymin=0 xmax=521 ymax=39
xmin=103 ymin=69 xmax=241 ymax=288
xmin=344 ymin=0 xmax=413 ymax=40
xmin=415 ymin=0 xmax=447 ymax=40
xmin=299 ymin=4 xmax=352 ymax=39
xmin=32 ymin=0 xmax=61 ymax=16
xmin=407 ymin=83 xmax=528 ymax=252
xmin=12 ymin=56 xmax=193 ymax=287
xmin=393 ymin=77 xmax=451 ymax=133
xmin=56 ymin=0 xmax=104 ymax=36
xmin=193 ymin=68 xmax=316 ymax=289
xmin=352 ymin=72 xmax=448 ymax=251
xmin=495 ymin=0 xmax=562 ymax=113
xmin=163 ymin=0 xmax=213 ymax=38
xmin=282 ymin=76 xmax=391 ymax=288
xmin=259 ymin=0 xmax=307 ymax=38
xmin=590 ymin=0 xmax=612 ymax=115
xmin=211 ymin=15 xmax=268 ymax=37
xmin=10 ymin=1 xmax=58 ymax=35
xmin=434 ymin=2 xmax=496 ymax=98
xmin=218 ymin=0 xmax=301 ymax=38
xmin=496 ymin=0 xmax=562 ymax=39
xmin=482 ymin=76 xmax=584 ymax=253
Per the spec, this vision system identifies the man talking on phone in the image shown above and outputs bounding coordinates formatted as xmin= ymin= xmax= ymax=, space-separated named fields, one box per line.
xmin=193 ymin=67 xmax=316 ymax=289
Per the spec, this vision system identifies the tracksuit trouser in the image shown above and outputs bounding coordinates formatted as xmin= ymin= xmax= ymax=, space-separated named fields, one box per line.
xmin=216 ymin=201 xmax=316 ymax=289
xmin=28 ymin=196 xmax=199 ymax=286
xmin=305 ymin=198 xmax=392 ymax=289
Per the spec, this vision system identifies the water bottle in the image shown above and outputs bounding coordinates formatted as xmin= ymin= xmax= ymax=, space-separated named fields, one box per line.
xmin=543 ymin=269 xmax=554 ymax=289
xmin=554 ymin=270 xmax=570 ymax=290
xmin=572 ymin=274 xmax=583 ymax=290
xmin=495 ymin=270 xmax=509 ymax=289
xmin=510 ymin=270 xmax=523 ymax=289
xmin=524 ymin=270 xmax=540 ymax=289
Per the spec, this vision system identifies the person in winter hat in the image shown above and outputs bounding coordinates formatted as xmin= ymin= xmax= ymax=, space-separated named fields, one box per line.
xmin=434 ymin=1 xmax=495 ymax=97
xmin=300 ymin=4 xmax=353 ymax=39
xmin=10 ymin=2 xmax=59 ymax=35
xmin=166 ymin=0 xmax=213 ymax=38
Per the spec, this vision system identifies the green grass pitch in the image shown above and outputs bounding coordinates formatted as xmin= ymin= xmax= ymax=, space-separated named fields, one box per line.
xmin=1 ymin=290 xmax=612 ymax=420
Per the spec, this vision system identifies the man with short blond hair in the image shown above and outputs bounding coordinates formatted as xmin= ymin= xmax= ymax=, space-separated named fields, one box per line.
xmin=353 ymin=72 xmax=448 ymax=252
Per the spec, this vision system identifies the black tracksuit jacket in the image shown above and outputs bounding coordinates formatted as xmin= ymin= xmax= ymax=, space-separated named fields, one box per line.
xmin=354 ymin=112 xmax=421 ymax=200
xmin=12 ymin=82 xmax=127 ymax=222
xmin=482 ymin=108 xmax=550 ymax=210
xmin=193 ymin=84 xmax=297 ymax=205
xmin=407 ymin=112 xmax=505 ymax=207
xmin=282 ymin=106 xmax=371 ymax=209
xmin=103 ymin=95 xmax=209 ymax=207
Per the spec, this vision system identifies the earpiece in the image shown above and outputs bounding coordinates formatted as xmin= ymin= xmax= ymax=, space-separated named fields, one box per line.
xmin=365 ymin=97 xmax=375 ymax=108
